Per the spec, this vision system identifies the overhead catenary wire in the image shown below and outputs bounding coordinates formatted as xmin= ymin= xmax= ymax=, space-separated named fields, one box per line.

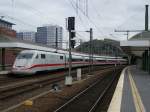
xmin=65 ymin=0 xmax=107 ymax=41
xmin=89 ymin=0 xmax=115 ymax=38
xmin=6 ymin=0 xmax=62 ymax=30
xmin=0 ymin=12 xmax=37 ymax=29
xmin=69 ymin=0 xmax=105 ymax=36
xmin=66 ymin=0 xmax=89 ymax=30
xmin=76 ymin=32 xmax=88 ymax=40
xmin=17 ymin=1 xmax=58 ymax=24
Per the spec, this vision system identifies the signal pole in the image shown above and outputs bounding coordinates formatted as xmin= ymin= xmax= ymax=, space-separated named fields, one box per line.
xmin=90 ymin=28 xmax=93 ymax=74
xmin=55 ymin=27 xmax=58 ymax=52
xmin=68 ymin=29 xmax=72 ymax=79
xmin=86 ymin=28 xmax=93 ymax=75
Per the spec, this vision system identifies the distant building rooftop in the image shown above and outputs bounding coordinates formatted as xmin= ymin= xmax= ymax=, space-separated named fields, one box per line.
xmin=0 ymin=19 xmax=16 ymax=37
xmin=0 ymin=19 xmax=15 ymax=25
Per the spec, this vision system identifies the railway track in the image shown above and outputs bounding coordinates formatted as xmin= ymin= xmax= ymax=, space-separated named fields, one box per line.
xmin=0 ymin=66 xmax=124 ymax=112
xmin=0 ymin=65 xmax=109 ymax=86
xmin=54 ymin=68 xmax=122 ymax=112
xmin=0 ymin=75 xmax=65 ymax=100
xmin=0 ymin=74 xmax=21 ymax=85
xmin=0 ymin=65 xmax=113 ymax=87
xmin=0 ymin=65 xmax=114 ymax=100
xmin=0 ymin=71 xmax=65 ymax=86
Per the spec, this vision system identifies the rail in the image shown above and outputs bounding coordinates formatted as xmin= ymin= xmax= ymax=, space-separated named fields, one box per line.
xmin=54 ymin=67 xmax=123 ymax=112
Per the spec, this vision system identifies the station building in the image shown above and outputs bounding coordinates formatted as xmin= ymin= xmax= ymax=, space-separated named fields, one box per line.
xmin=0 ymin=19 xmax=17 ymax=69
xmin=0 ymin=19 xmax=16 ymax=37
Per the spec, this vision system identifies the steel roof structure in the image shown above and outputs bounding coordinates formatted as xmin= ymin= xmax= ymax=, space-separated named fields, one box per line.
xmin=120 ymin=38 xmax=150 ymax=57
xmin=0 ymin=34 xmax=56 ymax=51
xmin=0 ymin=34 xmax=92 ymax=57
xmin=0 ymin=34 xmax=123 ymax=58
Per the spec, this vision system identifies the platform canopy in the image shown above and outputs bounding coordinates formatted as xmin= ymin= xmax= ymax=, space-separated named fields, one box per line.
xmin=0 ymin=34 xmax=56 ymax=51
xmin=120 ymin=31 xmax=150 ymax=57
xmin=120 ymin=40 xmax=150 ymax=57
xmin=0 ymin=34 xmax=89 ymax=56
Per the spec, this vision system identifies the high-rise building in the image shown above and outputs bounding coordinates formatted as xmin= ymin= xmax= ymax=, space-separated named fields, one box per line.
xmin=17 ymin=31 xmax=36 ymax=43
xmin=36 ymin=25 xmax=63 ymax=48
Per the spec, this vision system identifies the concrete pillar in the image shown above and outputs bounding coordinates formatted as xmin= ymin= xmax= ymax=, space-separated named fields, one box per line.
xmin=144 ymin=51 xmax=147 ymax=70
xmin=65 ymin=76 xmax=73 ymax=86
xmin=145 ymin=50 xmax=148 ymax=71
xmin=142 ymin=49 xmax=150 ymax=74
xmin=77 ymin=68 xmax=81 ymax=81
xmin=128 ymin=56 xmax=132 ymax=65
xmin=148 ymin=48 xmax=150 ymax=74
xmin=1 ymin=48 xmax=5 ymax=70
xmin=142 ymin=51 xmax=146 ymax=70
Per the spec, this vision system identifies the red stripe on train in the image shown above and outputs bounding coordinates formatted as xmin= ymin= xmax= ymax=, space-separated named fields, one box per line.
xmin=17 ymin=61 xmax=120 ymax=70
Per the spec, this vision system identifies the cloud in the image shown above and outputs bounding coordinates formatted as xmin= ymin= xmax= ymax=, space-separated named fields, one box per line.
xmin=0 ymin=0 xmax=150 ymax=41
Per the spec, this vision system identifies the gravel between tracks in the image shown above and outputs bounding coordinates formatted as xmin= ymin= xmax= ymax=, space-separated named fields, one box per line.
xmin=7 ymin=67 xmax=121 ymax=112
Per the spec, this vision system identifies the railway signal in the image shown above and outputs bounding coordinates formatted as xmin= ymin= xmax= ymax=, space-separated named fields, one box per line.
xmin=67 ymin=17 xmax=76 ymax=48
xmin=66 ymin=17 xmax=76 ymax=86
xmin=68 ymin=17 xmax=75 ymax=31
xmin=70 ymin=39 xmax=76 ymax=48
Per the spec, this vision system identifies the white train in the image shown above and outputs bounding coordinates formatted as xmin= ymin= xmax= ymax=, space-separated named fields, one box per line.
xmin=11 ymin=50 xmax=127 ymax=75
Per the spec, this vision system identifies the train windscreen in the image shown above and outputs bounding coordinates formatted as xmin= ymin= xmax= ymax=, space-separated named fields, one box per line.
xmin=17 ymin=53 xmax=33 ymax=59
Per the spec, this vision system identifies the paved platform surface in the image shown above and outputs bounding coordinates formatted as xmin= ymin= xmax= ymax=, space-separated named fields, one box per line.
xmin=108 ymin=66 xmax=150 ymax=112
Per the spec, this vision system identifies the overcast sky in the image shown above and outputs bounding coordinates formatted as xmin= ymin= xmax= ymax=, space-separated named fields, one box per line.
xmin=0 ymin=0 xmax=150 ymax=42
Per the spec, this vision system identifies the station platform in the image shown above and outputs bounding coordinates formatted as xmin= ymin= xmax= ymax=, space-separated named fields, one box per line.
xmin=108 ymin=65 xmax=150 ymax=112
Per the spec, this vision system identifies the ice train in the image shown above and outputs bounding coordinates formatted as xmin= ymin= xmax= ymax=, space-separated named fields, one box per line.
xmin=12 ymin=50 xmax=127 ymax=75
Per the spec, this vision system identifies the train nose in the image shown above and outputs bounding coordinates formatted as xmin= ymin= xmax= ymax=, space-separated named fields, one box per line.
xmin=14 ymin=59 xmax=28 ymax=68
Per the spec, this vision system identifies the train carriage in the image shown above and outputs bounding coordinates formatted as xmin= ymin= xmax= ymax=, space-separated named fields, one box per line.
xmin=12 ymin=50 xmax=127 ymax=75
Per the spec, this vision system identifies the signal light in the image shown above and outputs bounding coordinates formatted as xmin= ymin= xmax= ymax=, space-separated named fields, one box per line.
xmin=68 ymin=17 xmax=75 ymax=31
xmin=71 ymin=39 xmax=76 ymax=48
xmin=71 ymin=32 xmax=76 ymax=38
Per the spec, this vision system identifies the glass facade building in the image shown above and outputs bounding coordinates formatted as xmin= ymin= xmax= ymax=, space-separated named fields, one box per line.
xmin=17 ymin=32 xmax=36 ymax=43
xmin=36 ymin=25 xmax=63 ymax=48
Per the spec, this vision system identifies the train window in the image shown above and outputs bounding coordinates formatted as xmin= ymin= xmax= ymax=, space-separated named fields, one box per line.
xmin=85 ymin=59 xmax=89 ymax=62
xmin=72 ymin=59 xmax=75 ymax=61
xmin=60 ymin=56 xmax=63 ymax=60
xmin=17 ymin=53 xmax=33 ymax=59
xmin=72 ymin=59 xmax=81 ymax=62
xmin=41 ymin=54 xmax=45 ymax=59
xmin=36 ymin=54 xmax=38 ymax=59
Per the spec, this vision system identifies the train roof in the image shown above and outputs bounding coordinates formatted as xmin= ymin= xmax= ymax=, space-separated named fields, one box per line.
xmin=19 ymin=50 xmax=125 ymax=60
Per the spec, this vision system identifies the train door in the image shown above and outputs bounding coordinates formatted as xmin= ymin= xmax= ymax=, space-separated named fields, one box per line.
xmin=64 ymin=54 xmax=67 ymax=68
xmin=40 ymin=54 xmax=46 ymax=64
xmin=35 ymin=54 xmax=40 ymax=64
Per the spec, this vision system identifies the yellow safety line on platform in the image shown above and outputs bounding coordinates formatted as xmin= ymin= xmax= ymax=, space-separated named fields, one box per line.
xmin=128 ymin=68 xmax=146 ymax=112
xmin=107 ymin=67 xmax=127 ymax=112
